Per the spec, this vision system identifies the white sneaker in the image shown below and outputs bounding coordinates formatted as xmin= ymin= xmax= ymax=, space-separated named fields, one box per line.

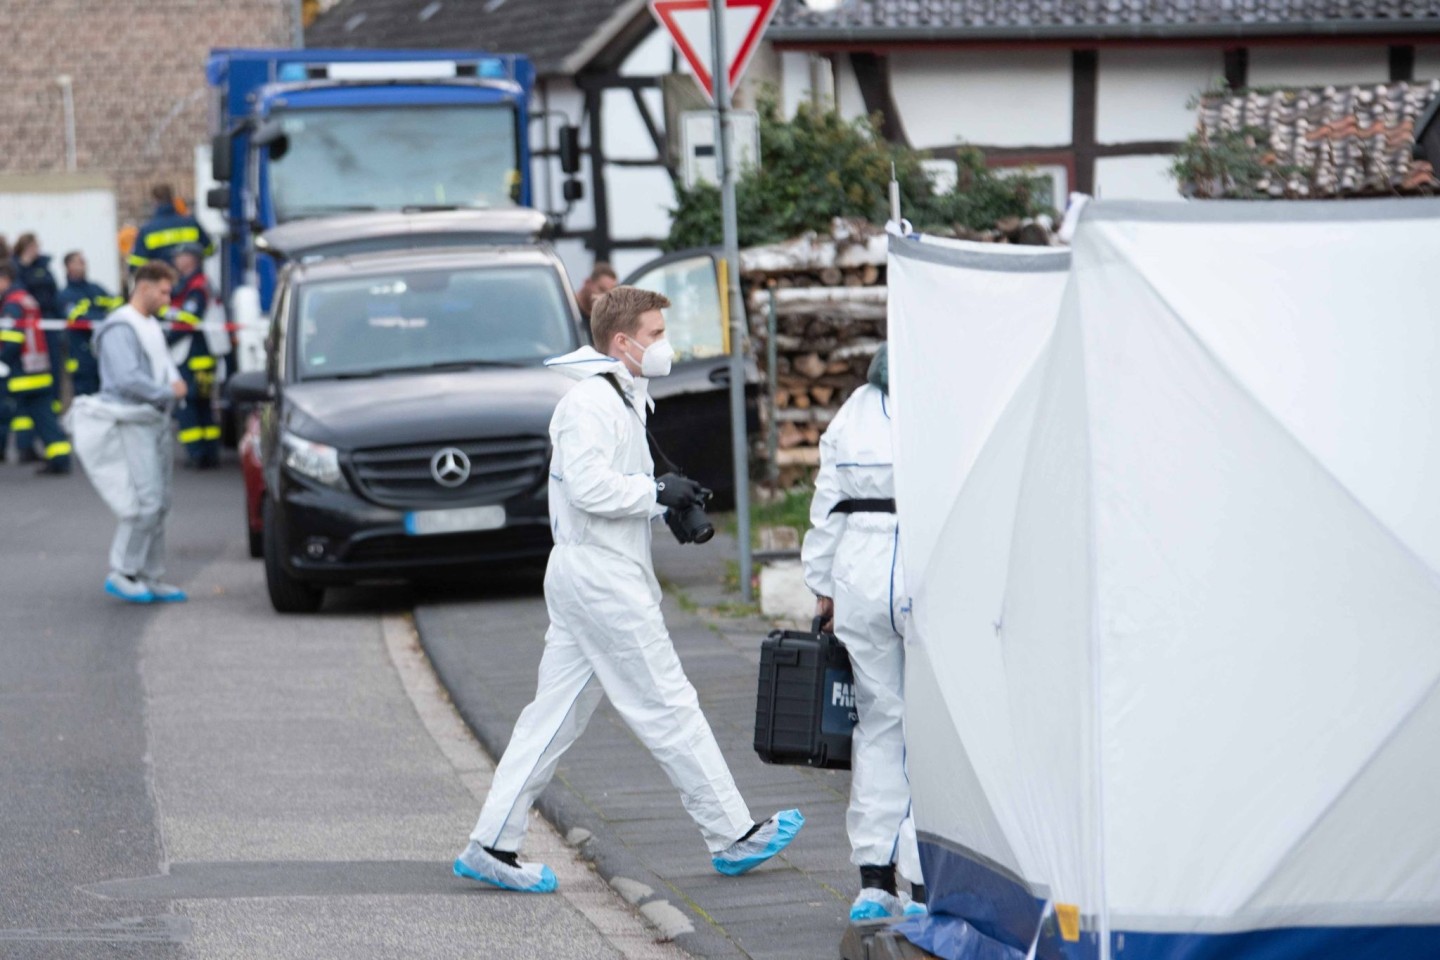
xmin=453 ymin=841 xmax=556 ymax=893
xmin=850 ymin=887 xmax=903 ymax=921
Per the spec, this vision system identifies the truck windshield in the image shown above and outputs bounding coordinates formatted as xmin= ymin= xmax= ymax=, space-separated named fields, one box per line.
xmin=294 ymin=264 xmax=575 ymax=380
xmin=268 ymin=105 xmax=519 ymax=222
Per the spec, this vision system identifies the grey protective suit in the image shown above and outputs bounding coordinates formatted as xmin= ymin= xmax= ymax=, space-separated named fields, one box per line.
xmin=87 ymin=312 xmax=178 ymax=581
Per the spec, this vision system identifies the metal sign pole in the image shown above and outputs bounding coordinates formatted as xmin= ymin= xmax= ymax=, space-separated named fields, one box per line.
xmin=709 ymin=0 xmax=753 ymax=603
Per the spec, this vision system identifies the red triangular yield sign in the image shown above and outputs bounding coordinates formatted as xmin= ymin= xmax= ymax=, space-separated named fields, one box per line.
xmin=650 ymin=0 xmax=780 ymax=104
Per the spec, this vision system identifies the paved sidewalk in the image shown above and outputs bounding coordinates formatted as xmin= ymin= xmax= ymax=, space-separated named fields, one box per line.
xmin=416 ymin=532 xmax=860 ymax=960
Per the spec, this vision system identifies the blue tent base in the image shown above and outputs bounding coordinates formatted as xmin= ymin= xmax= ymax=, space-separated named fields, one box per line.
xmin=909 ymin=838 xmax=1440 ymax=960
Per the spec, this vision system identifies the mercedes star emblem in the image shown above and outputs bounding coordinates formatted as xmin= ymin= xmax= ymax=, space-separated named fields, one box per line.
xmin=430 ymin=447 xmax=472 ymax=488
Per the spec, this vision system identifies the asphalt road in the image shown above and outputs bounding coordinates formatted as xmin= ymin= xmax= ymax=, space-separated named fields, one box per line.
xmin=0 ymin=456 xmax=682 ymax=960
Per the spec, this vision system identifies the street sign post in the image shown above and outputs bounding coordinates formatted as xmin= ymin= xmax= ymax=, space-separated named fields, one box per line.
xmin=651 ymin=0 xmax=779 ymax=604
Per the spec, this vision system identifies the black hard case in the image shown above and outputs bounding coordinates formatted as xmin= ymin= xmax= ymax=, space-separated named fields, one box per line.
xmin=753 ymin=619 xmax=858 ymax=770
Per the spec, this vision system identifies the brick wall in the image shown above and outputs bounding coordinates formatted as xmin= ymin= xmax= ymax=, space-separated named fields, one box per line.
xmin=0 ymin=0 xmax=294 ymax=226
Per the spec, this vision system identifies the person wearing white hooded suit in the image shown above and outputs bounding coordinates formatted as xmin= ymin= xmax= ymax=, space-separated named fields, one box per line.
xmin=455 ymin=285 xmax=804 ymax=893
xmin=803 ymin=344 xmax=924 ymax=921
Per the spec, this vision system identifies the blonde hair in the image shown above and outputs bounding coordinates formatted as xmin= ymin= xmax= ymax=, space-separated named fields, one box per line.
xmin=590 ymin=285 xmax=670 ymax=352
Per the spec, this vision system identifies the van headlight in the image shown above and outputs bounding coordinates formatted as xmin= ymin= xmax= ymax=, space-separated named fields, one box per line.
xmin=282 ymin=431 xmax=347 ymax=490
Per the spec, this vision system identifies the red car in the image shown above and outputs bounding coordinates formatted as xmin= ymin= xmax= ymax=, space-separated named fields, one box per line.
xmin=240 ymin=409 xmax=265 ymax=558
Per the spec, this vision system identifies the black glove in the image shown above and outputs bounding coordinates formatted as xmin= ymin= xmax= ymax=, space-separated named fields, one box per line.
xmin=656 ymin=472 xmax=704 ymax=509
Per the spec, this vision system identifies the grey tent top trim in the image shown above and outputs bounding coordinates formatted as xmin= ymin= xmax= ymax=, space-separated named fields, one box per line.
xmin=889 ymin=234 xmax=1072 ymax=273
xmin=1084 ymin=198 xmax=1440 ymax=224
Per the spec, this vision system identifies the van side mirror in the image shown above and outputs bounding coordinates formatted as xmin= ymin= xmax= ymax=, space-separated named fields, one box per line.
xmin=227 ymin=370 xmax=274 ymax=404
xmin=206 ymin=186 xmax=231 ymax=210
xmin=212 ymin=132 xmax=233 ymax=181
xmin=559 ymin=125 xmax=582 ymax=175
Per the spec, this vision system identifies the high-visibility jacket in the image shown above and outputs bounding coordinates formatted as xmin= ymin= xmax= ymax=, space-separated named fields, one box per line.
xmin=0 ymin=288 xmax=53 ymax=393
xmin=130 ymin=203 xmax=213 ymax=269
xmin=167 ymin=271 xmax=214 ymax=375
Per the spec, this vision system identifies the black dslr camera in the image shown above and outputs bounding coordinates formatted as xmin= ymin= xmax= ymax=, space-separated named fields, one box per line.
xmin=666 ymin=485 xmax=715 ymax=544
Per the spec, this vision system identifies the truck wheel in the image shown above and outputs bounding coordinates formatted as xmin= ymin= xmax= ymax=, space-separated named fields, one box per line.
xmin=263 ymin=500 xmax=324 ymax=613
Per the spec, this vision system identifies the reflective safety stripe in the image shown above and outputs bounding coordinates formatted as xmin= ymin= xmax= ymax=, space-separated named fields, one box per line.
xmin=68 ymin=299 xmax=91 ymax=320
xmin=45 ymin=441 xmax=72 ymax=459
xmin=52 ymin=400 xmax=62 ymax=414
xmin=11 ymin=416 xmax=35 ymax=431
xmin=178 ymin=427 xmax=204 ymax=443
xmin=188 ymin=355 xmax=217 ymax=371
xmin=168 ymin=309 xmax=202 ymax=327
xmin=98 ymin=296 xmax=125 ymax=309
xmin=0 ymin=330 xmax=27 ymax=344
xmin=144 ymin=226 xmax=200 ymax=250
xmin=127 ymin=253 xmax=150 ymax=267
xmin=203 ymin=426 xmax=222 ymax=440
xmin=8 ymin=373 xmax=54 ymax=392
xmin=66 ymin=359 xmax=80 ymax=373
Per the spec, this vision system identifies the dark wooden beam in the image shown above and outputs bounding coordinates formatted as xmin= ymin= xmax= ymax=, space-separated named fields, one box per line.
xmin=631 ymin=87 xmax=670 ymax=170
xmin=1224 ymin=48 xmax=1249 ymax=88
xmin=1072 ymin=49 xmax=1098 ymax=194
xmin=1390 ymin=45 xmax=1416 ymax=82
xmin=849 ymin=52 xmax=910 ymax=146
xmin=584 ymin=85 xmax=612 ymax=262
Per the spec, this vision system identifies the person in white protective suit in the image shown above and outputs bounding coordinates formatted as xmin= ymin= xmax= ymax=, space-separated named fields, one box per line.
xmin=454 ymin=285 xmax=804 ymax=893
xmin=802 ymin=343 xmax=925 ymax=921
xmin=68 ymin=261 xmax=190 ymax=604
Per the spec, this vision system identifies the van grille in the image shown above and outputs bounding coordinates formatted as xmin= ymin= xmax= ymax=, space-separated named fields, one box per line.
xmin=348 ymin=436 xmax=549 ymax=508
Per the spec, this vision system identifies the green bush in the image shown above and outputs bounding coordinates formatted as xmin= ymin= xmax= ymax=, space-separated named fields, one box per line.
xmin=665 ymin=95 xmax=1051 ymax=251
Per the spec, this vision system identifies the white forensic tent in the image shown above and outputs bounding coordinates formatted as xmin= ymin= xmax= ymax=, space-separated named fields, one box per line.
xmin=886 ymin=200 xmax=1440 ymax=960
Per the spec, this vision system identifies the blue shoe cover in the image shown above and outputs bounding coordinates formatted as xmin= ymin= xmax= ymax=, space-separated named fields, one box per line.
xmin=148 ymin=583 xmax=188 ymax=603
xmin=453 ymin=842 xmax=557 ymax=893
xmin=902 ymin=900 xmax=928 ymax=918
xmin=105 ymin=576 xmax=155 ymax=604
xmin=850 ymin=888 xmax=903 ymax=921
xmin=712 ymin=809 xmax=805 ymax=876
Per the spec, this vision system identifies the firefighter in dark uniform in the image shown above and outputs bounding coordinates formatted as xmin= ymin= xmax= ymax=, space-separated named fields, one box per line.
xmin=167 ymin=244 xmax=220 ymax=468
xmin=58 ymin=251 xmax=120 ymax=397
xmin=130 ymin=184 xmax=213 ymax=272
xmin=11 ymin=233 xmax=64 ymax=460
xmin=0 ymin=263 xmax=71 ymax=474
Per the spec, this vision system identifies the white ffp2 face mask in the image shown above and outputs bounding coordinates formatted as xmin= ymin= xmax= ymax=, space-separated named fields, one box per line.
xmin=624 ymin=336 xmax=675 ymax=378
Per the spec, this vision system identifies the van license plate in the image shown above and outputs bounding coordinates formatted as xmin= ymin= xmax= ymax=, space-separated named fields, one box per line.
xmin=405 ymin=505 xmax=506 ymax=536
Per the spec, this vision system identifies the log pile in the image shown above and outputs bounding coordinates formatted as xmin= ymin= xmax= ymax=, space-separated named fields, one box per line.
xmin=740 ymin=216 xmax=1056 ymax=488
xmin=741 ymin=219 xmax=889 ymax=487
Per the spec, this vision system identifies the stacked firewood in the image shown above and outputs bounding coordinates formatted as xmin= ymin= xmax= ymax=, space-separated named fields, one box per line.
xmin=741 ymin=219 xmax=888 ymax=487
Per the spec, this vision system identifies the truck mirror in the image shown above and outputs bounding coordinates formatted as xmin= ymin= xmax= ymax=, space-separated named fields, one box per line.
xmin=563 ymin=179 xmax=584 ymax=203
xmin=211 ymin=132 xmax=233 ymax=181
xmin=206 ymin=186 xmax=231 ymax=210
xmin=253 ymin=119 xmax=290 ymax=161
xmin=559 ymin=125 xmax=582 ymax=175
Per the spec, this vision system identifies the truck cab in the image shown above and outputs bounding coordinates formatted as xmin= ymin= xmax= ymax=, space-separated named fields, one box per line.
xmin=206 ymin=49 xmax=580 ymax=373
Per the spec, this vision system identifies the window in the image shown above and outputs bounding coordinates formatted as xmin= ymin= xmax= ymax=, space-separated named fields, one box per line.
xmin=627 ymin=254 xmax=726 ymax=363
xmin=294 ymin=265 xmax=576 ymax=380
xmin=268 ymin=105 xmax=519 ymax=222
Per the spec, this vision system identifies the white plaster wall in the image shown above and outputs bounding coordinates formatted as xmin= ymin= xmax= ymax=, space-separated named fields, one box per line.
xmin=603 ymin=87 xmax=665 ymax=162
xmin=1094 ymin=154 xmax=1183 ymax=201
xmin=1415 ymin=45 xmax=1440 ymax=80
xmin=605 ymin=165 xmax=676 ymax=241
xmin=779 ymin=49 xmax=836 ymax=118
xmin=1097 ymin=50 xmax=1224 ymax=144
xmin=832 ymin=54 xmax=869 ymax=123
xmin=610 ymin=247 xmax=665 ymax=280
xmin=891 ymin=50 xmax=1072 ymax=148
xmin=1247 ymin=47 xmax=1388 ymax=87
xmin=621 ymin=27 xmax=675 ymax=77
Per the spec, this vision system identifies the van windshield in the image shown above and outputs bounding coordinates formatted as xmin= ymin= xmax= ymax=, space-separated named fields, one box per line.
xmin=294 ymin=265 xmax=575 ymax=380
xmin=268 ymin=104 xmax=520 ymax=222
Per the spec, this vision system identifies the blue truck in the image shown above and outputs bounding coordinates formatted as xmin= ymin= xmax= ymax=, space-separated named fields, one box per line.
xmin=204 ymin=48 xmax=581 ymax=371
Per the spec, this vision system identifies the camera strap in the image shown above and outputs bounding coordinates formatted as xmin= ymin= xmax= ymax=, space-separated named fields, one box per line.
xmin=601 ymin=372 xmax=680 ymax=476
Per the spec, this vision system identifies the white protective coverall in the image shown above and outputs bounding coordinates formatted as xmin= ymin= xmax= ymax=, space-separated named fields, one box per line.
xmin=802 ymin=382 xmax=921 ymax=880
xmin=470 ymin=346 xmax=755 ymax=854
